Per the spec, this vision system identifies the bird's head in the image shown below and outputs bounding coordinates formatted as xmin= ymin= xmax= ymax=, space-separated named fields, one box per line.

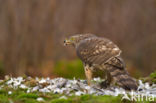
xmin=64 ymin=33 xmax=96 ymax=47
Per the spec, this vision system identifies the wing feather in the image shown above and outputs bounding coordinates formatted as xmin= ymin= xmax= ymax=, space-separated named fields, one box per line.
xmin=76 ymin=37 xmax=121 ymax=65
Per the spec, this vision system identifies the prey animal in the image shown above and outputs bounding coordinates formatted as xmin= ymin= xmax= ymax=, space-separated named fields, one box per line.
xmin=64 ymin=34 xmax=138 ymax=91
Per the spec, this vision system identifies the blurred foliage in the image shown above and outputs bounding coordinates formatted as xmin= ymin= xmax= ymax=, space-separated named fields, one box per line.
xmin=54 ymin=59 xmax=85 ymax=79
xmin=53 ymin=59 xmax=107 ymax=79
xmin=149 ymin=71 xmax=156 ymax=84
xmin=140 ymin=71 xmax=156 ymax=84
xmin=0 ymin=61 xmax=4 ymax=77
xmin=150 ymin=71 xmax=156 ymax=79
xmin=0 ymin=0 xmax=156 ymax=77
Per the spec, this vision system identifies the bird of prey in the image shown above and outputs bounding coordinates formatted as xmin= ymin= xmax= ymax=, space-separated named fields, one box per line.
xmin=64 ymin=33 xmax=138 ymax=90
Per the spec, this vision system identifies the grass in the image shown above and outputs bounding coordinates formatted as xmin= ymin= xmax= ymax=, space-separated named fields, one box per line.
xmin=0 ymin=87 xmax=155 ymax=103
xmin=0 ymin=89 xmax=143 ymax=103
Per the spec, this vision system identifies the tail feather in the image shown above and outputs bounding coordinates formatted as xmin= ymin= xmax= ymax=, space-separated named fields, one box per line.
xmin=104 ymin=57 xmax=138 ymax=91
xmin=108 ymin=65 xmax=138 ymax=91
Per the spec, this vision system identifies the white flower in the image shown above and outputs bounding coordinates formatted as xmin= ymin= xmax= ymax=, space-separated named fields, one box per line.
xmin=54 ymin=88 xmax=63 ymax=94
xmin=85 ymin=86 xmax=90 ymax=90
xmin=114 ymin=88 xmax=121 ymax=96
xmin=0 ymin=80 xmax=3 ymax=83
xmin=13 ymin=81 xmax=21 ymax=87
xmin=88 ymin=88 xmax=96 ymax=94
xmin=66 ymin=83 xmax=71 ymax=88
xmin=20 ymin=84 xmax=27 ymax=89
xmin=59 ymin=96 xmax=67 ymax=99
xmin=75 ymin=91 xmax=84 ymax=96
xmin=39 ymin=78 xmax=46 ymax=84
xmin=46 ymin=85 xmax=56 ymax=90
xmin=37 ymin=97 xmax=44 ymax=102
xmin=72 ymin=80 xmax=77 ymax=84
xmin=6 ymin=78 xmax=14 ymax=85
xmin=46 ymin=77 xmax=50 ymax=81
xmin=39 ymin=88 xmax=50 ymax=93
xmin=35 ymin=77 xmax=39 ymax=81
xmin=16 ymin=77 xmax=24 ymax=82
xmin=138 ymin=80 xmax=144 ymax=87
xmin=27 ymin=89 xmax=30 ymax=93
xmin=104 ymin=90 xmax=115 ymax=96
xmin=8 ymin=91 xmax=12 ymax=95
xmin=32 ymin=86 xmax=39 ymax=92
xmin=93 ymin=77 xmax=101 ymax=82
xmin=145 ymin=83 xmax=150 ymax=89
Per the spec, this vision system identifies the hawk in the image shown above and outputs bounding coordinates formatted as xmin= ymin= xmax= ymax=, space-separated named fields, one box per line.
xmin=64 ymin=34 xmax=138 ymax=90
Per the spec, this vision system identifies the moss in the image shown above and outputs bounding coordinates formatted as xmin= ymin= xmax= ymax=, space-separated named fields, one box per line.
xmin=0 ymin=90 xmax=155 ymax=103
xmin=150 ymin=71 xmax=156 ymax=79
xmin=51 ymin=98 xmax=72 ymax=103
xmin=50 ymin=95 xmax=125 ymax=103
xmin=17 ymin=93 xmax=39 ymax=99
xmin=0 ymin=89 xmax=7 ymax=94
xmin=15 ymin=98 xmax=39 ymax=103
xmin=0 ymin=94 xmax=9 ymax=103
xmin=80 ymin=95 xmax=92 ymax=101
xmin=87 ymin=95 xmax=122 ymax=103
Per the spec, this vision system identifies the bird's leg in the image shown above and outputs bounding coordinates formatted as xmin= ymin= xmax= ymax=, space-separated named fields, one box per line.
xmin=100 ymin=71 xmax=112 ymax=88
xmin=84 ymin=65 xmax=93 ymax=86
xmin=106 ymin=71 xmax=112 ymax=85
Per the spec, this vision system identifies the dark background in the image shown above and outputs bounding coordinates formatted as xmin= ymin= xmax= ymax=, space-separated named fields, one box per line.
xmin=0 ymin=0 xmax=156 ymax=78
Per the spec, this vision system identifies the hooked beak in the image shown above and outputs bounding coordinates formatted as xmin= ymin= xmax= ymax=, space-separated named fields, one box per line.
xmin=64 ymin=39 xmax=72 ymax=46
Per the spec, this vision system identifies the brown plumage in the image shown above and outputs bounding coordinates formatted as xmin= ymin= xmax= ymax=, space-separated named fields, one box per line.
xmin=64 ymin=33 xmax=138 ymax=91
